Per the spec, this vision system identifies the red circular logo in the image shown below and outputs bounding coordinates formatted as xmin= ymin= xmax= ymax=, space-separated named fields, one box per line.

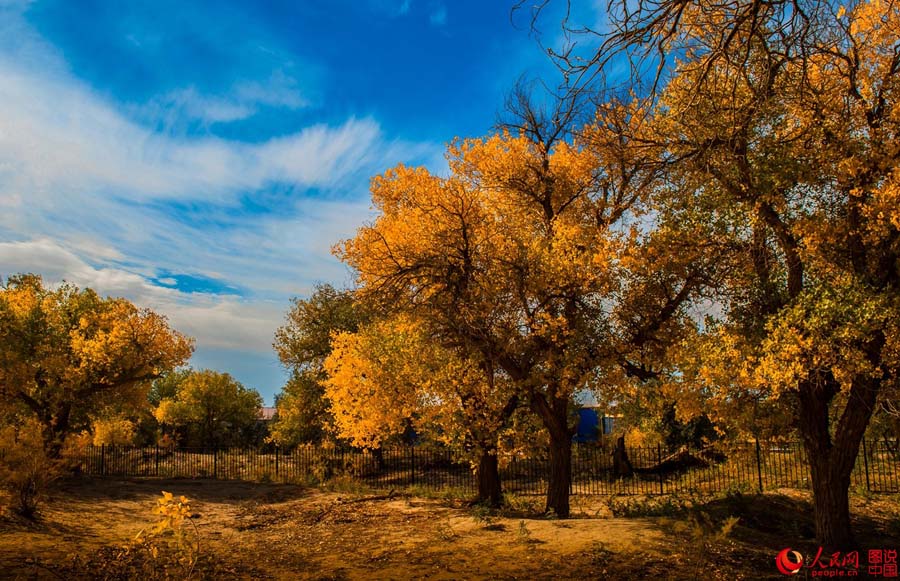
xmin=776 ymin=548 xmax=804 ymax=575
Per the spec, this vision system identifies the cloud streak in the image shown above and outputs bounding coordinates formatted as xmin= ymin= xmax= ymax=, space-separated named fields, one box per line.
xmin=138 ymin=71 xmax=309 ymax=126
xmin=0 ymin=7 xmax=442 ymax=401
xmin=0 ymin=238 xmax=282 ymax=353
xmin=0 ymin=59 xmax=428 ymax=204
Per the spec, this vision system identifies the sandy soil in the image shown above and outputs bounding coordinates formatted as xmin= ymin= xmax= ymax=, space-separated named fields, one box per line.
xmin=1 ymin=478 xmax=897 ymax=580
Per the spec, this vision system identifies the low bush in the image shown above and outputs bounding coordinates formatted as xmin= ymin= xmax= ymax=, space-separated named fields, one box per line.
xmin=0 ymin=420 xmax=64 ymax=518
xmin=67 ymin=491 xmax=201 ymax=580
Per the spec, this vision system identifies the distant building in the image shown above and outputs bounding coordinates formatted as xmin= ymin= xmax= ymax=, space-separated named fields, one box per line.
xmin=573 ymin=405 xmax=617 ymax=443
xmin=258 ymin=407 xmax=277 ymax=422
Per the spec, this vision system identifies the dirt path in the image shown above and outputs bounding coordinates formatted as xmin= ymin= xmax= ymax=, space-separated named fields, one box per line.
xmin=2 ymin=478 xmax=897 ymax=580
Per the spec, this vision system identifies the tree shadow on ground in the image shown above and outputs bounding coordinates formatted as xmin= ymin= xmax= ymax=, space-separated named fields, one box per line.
xmin=699 ymin=491 xmax=900 ymax=548
xmin=0 ymin=509 xmax=81 ymax=537
xmin=51 ymin=476 xmax=312 ymax=505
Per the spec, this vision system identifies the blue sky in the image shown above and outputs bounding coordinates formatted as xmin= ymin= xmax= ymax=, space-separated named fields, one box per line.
xmin=0 ymin=0 xmax=598 ymax=404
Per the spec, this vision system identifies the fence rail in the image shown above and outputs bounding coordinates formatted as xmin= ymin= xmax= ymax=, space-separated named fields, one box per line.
xmin=71 ymin=439 xmax=900 ymax=496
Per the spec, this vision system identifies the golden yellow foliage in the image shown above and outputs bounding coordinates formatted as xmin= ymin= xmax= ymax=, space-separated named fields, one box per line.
xmin=336 ymin=94 xmax=709 ymax=515
xmin=90 ymin=417 xmax=138 ymax=446
xmin=323 ymin=315 xmax=518 ymax=464
xmin=0 ymin=274 xmax=193 ymax=450
xmin=578 ymin=0 xmax=900 ymax=543
xmin=0 ymin=419 xmax=62 ymax=516
xmin=270 ymin=285 xmax=369 ymax=446
xmin=648 ymin=0 xmax=900 ymax=424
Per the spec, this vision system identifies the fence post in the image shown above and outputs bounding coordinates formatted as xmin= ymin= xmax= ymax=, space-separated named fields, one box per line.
xmin=410 ymin=446 xmax=416 ymax=486
xmin=275 ymin=445 xmax=280 ymax=478
xmin=100 ymin=444 xmax=105 ymax=476
xmin=755 ymin=438 xmax=764 ymax=493
xmin=862 ymin=438 xmax=871 ymax=492
xmin=155 ymin=444 xmax=160 ymax=477
xmin=657 ymin=443 xmax=664 ymax=495
xmin=214 ymin=446 xmax=218 ymax=479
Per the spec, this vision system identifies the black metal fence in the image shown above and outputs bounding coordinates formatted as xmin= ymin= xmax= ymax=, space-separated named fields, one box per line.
xmin=71 ymin=439 xmax=900 ymax=496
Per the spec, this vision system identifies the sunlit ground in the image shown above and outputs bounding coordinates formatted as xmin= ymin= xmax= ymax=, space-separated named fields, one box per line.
xmin=3 ymin=478 xmax=898 ymax=580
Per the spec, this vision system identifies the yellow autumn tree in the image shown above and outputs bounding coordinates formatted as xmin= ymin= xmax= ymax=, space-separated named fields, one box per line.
xmin=90 ymin=416 xmax=139 ymax=446
xmin=324 ymin=318 xmax=423 ymax=450
xmin=338 ymin=94 xmax=711 ymax=516
xmin=324 ymin=314 xmax=521 ymax=506
xmin=550 ymin=0 xmax=900 ymax=546
xmin=154 ymin=369 xmax=262 ymax=448
xmin=0 ymin=419 xmax=60 ymax=517
xmin=0 ymin=274 xmax=193 ymax=455
xmin=270 ymin=284 xmax=369 ymax=445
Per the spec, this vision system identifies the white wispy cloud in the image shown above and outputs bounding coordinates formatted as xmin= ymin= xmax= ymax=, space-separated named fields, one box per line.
xmin=0 ymin=238 xmax=283 ymax=353
xmin=143 ymin=87 xmax=256 ymax=124
xmin=139 ymin=70 xmax=308 ymax=126
xmin=234 ymin=70 xmax=308 ymax=110
xmin=0 ymin=51 xmax=436 ymax=276
xmin=0 ymin=5 xmax=442 ymax=398
xmin=0 ymin=59 xmax=419 ymax=204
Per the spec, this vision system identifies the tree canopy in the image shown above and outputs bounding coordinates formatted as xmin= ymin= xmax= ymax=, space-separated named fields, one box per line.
xmin=154 ymin=369 xmax=262 ymax=448
xmin=323 ymin=314 xmax=521 ymax=505
xmin=336 ymin=92 xmax=711 ymax=515
xmin=0 ymin=274 xmax=193 ymax=452
xmin=270 ymin=284 xmax=369 ymax=445
xmin=532 ymin=0 xmax=900 ymax=546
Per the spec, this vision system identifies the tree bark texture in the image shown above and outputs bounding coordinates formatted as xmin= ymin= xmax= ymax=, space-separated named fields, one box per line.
xmin=476 ymin=450 xmax=503 ymax=507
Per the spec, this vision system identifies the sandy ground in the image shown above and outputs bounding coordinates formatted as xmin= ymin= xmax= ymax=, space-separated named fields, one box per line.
xmin=1 ymin=478 xmax=897 ymax=580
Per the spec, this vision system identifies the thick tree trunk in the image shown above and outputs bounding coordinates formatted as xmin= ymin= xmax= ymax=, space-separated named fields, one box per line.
xmin=530 ymin=389 xmax=574 ymax=517
xmin=797 ymin=353 xmax=881 ymax=547
xmin=43 ymin=405 xmax=71 ymax=459
xmin=546 ymin=429 xmax=572 ymax=517
xmin=612 ymin=435 xmax=633 ymax=478
xmin=808 ymin=454 xmax=854 ymax=547
xmin=476 ymin=450 xmax=502 ymax=507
